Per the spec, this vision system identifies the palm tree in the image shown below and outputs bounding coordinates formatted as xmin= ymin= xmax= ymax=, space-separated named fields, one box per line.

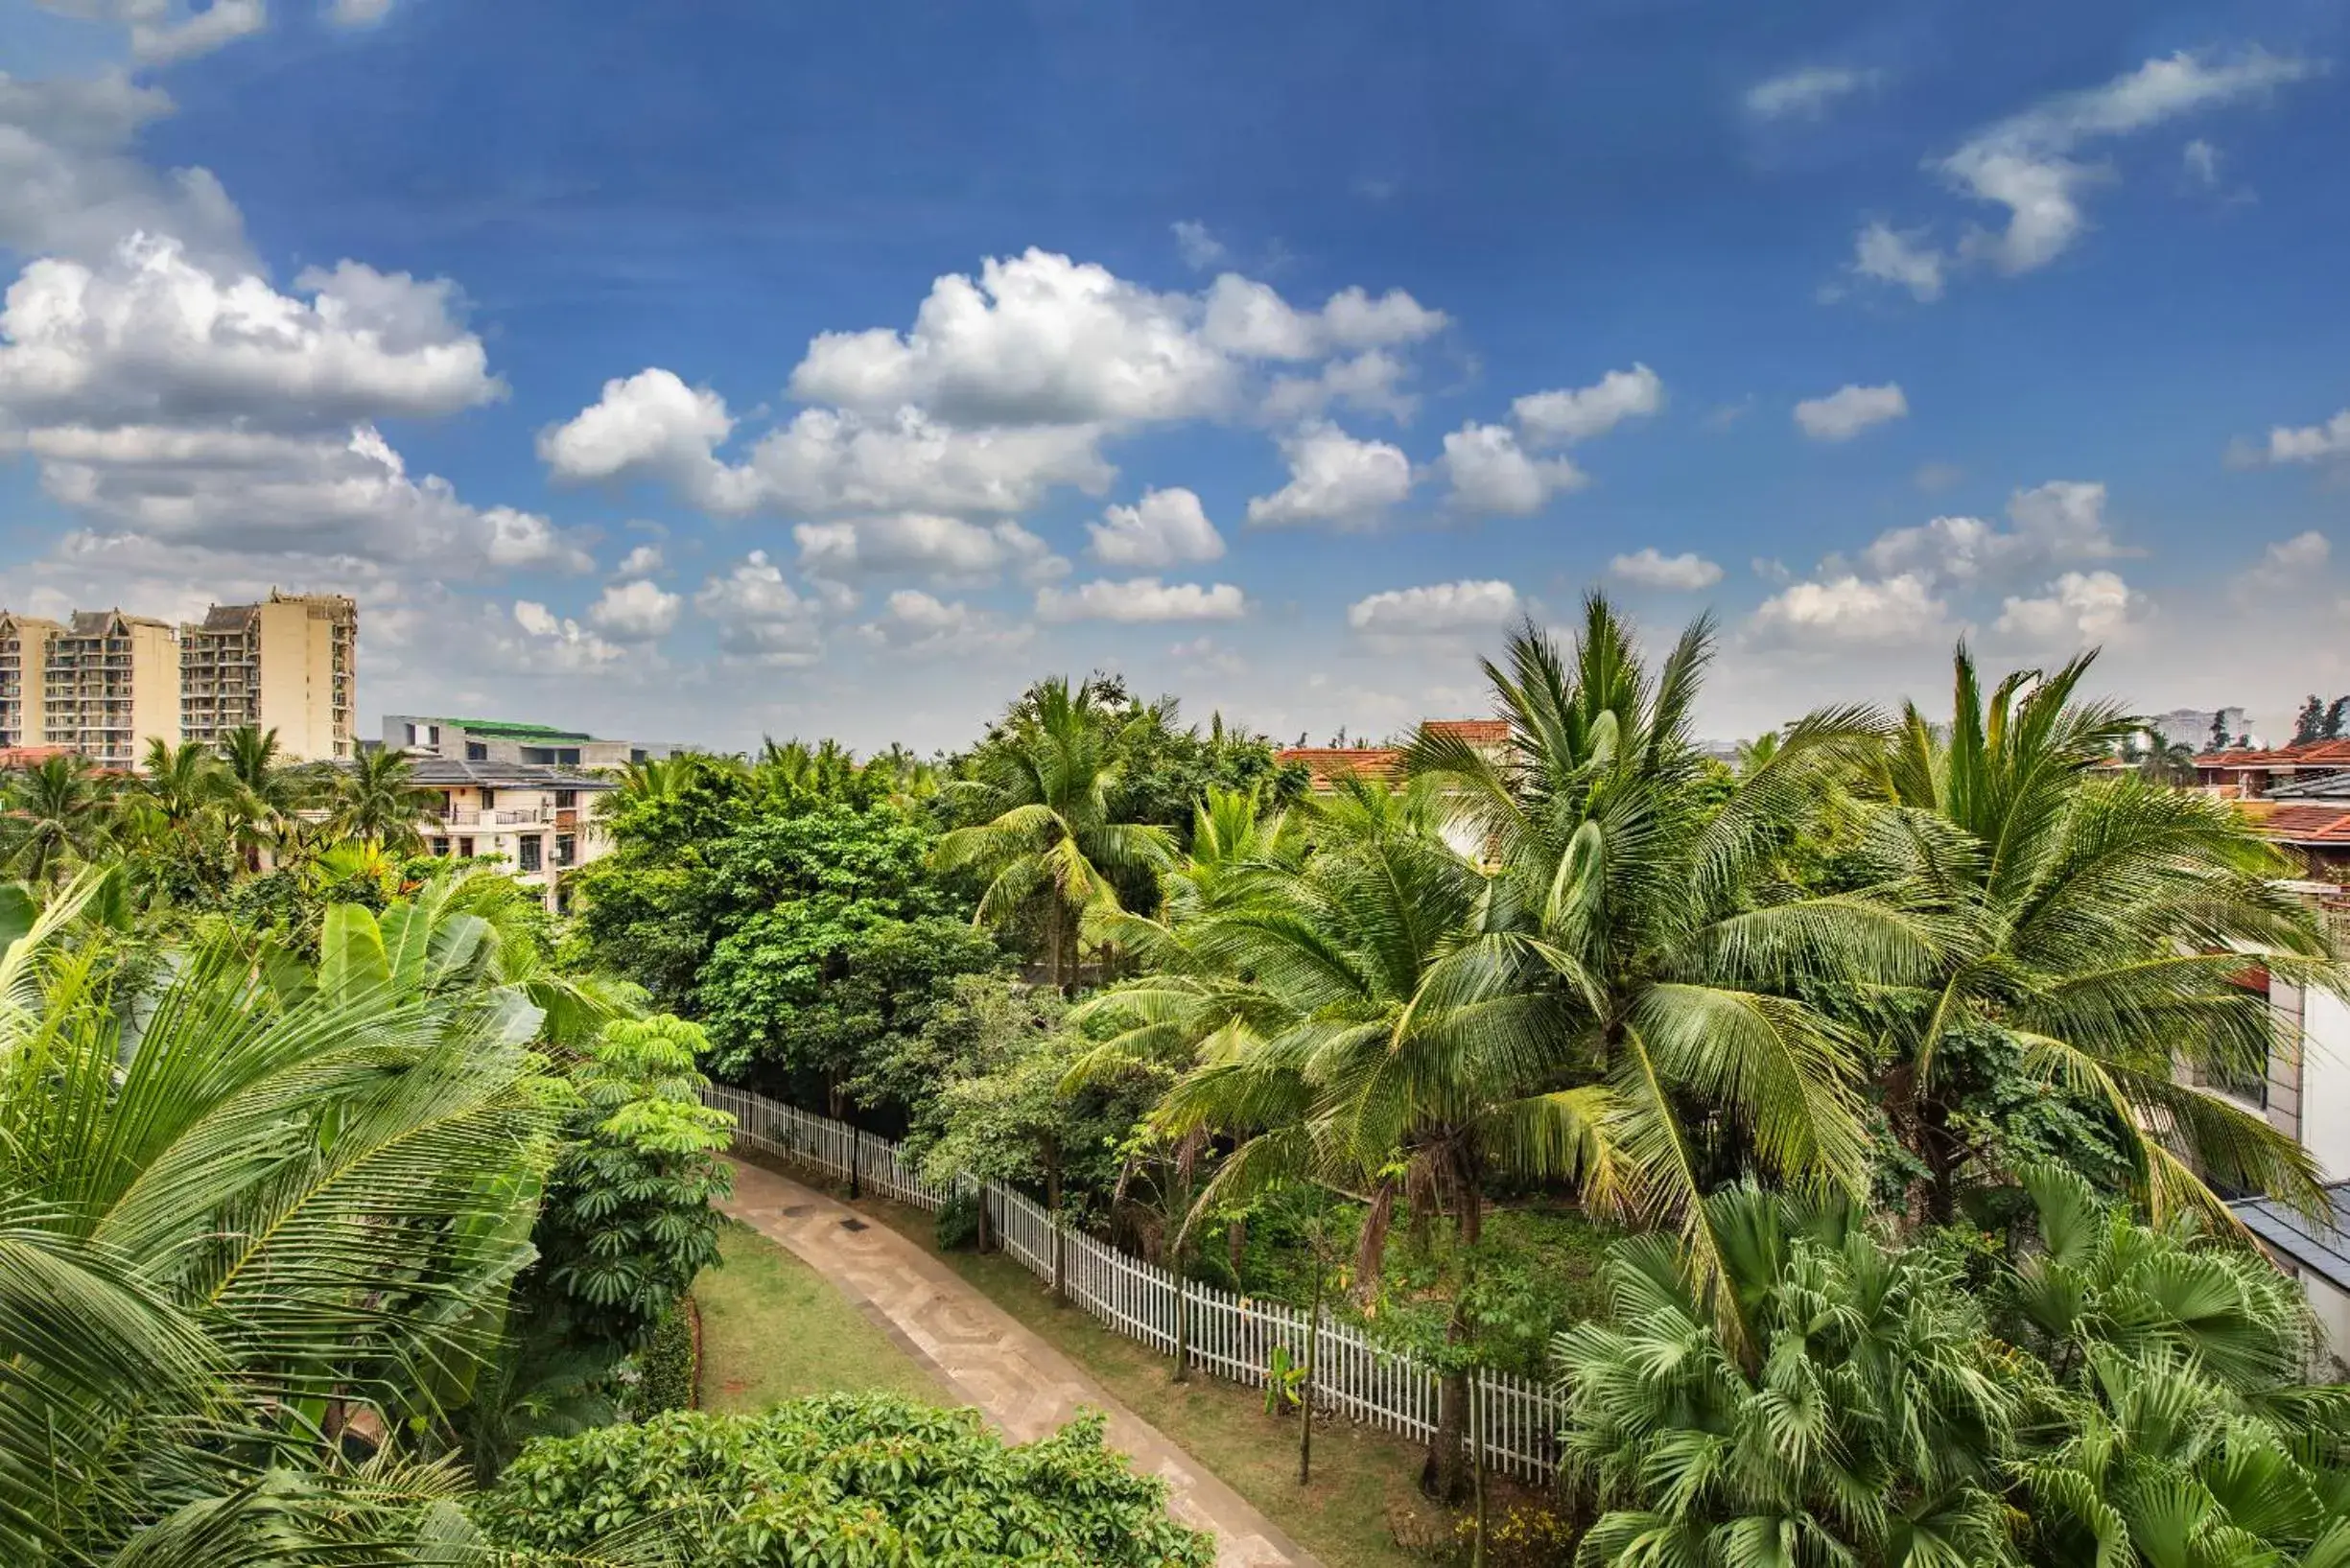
xmin=216 ymin=723 xmax=309 ymax=871
xmin=1863 ymin=649 xmax=2345 ymax=1223
xmin=1558 ymin=1184 xmax=2023 ymax=1567
xmin=0 ymin=873 xmax=564 ymax=1564
xmin=135 ymin=737 xmax=225 ymax=834
xmin=327 ymin=745 xmax=441 ymax=853
xmin=0 ymin=752 xmax=116 ymax=882
xmin=1405 ymin=600 xmax=1927 ymax=1305
xmin=934 ymin=677 xmax=1174 ymax=987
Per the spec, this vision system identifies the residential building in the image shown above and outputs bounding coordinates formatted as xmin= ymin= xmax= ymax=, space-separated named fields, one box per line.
xmin=40 ymin=610 xmax=180 ymax=769
xmin=2194 ymin=738 xmax=2350 ymax=800
xmin=0 ymin=611 xmax=62 ymax=750
xmin=1276 ymin=718 xmax=1512 ymax=862
xmin=180 ymin=592 xmax=359 ymax=761
xmin=409 ymin=757 xmax=617 ymax=911
xmin=2212 ymin=887 xmax=2350 ymax=1367
xmin=2154 ymin=706 xmax=2246 ymax=752
xmin=386 ymin=714 xmax=693 ymax=768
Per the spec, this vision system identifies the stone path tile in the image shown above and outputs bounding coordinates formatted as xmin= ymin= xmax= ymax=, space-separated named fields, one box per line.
xmin=722 ymin=1158 xmax=1323 ymax=1568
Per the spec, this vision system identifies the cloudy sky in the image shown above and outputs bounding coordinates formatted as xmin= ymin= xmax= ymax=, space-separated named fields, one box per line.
xmin=4 ymin=1 xmax=2348 ymax=752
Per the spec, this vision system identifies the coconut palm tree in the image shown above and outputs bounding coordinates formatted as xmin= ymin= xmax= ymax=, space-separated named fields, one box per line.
xmin=0 ymin=752 xmax=117 ymax=882
xmin=327 ymin=745 xmax=441 ymax=853
xmin=0 ymin=873 xmax=563 ymax=1565
xmin=1405 ymin=600 xmax=1929 ymax=1304
xmin=135 ymin=737 xmax=226 ymax=833
xmin=215 ymin=723 xmax=310 ymax=872
xmin=934 ymin=677 xmax=1174 ymax=987
xmin=1861 ymin=648 xmax=2346 ymax=1223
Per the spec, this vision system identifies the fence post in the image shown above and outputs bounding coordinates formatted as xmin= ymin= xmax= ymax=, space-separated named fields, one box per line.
xmin=1172 ymin=1263 xmax=1191 ymax=1383
xmin=1470 ymin=1377 xmax=1488 ymax=1568
xmin=848 ymin=1124 xmax=860 ymax=1200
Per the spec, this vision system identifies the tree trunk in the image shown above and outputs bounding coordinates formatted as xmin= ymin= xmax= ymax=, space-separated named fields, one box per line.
xmin=1227 ymin=1216 xmax=1246 ymax=1280
xmin=1421 ymin=1175 xmax=1481 ymax=1503
xmin=1351 ymin=1176 xmax=1397 ymax=1308
xmin=975 ymin=1184 xmax=995 ymax=1253
xmin=1044 ymin=896 xmax=1064 ymax=990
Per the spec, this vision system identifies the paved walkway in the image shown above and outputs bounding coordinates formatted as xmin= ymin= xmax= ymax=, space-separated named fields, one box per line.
xmin=721 ymin=1158 xmax=1321 ymax=1568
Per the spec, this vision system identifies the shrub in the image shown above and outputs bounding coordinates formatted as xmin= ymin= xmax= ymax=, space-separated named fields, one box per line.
xmin=531 ymin=1014 xmax=736 ymax=1352
xmin=935 ymin=1188 xmax=983 ymax=1252
xmin=627 ymin=1299 xmax=696 ymax=1418
xmin=478 ymin=1393 xmax=1215 ymax=1567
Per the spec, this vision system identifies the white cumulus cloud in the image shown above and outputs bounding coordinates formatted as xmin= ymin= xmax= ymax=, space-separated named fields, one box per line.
xmin=694 ymin=550 xmax=824 ymax=666
xmin=1035 ymin=577 xmax=1247 ymax=622
xmin=1171 ymin=220 xmax=1226 ymax=270
xmin=1610 ymin=548 xmax=1724 ymax=589
xmin=586 ymin=578 xmax=682 ymax=641
xmin=1245 ymin=422 xmax=1414 ymax=529
xmin=794 ymin=513 xmax=1064 ymax=586
xmin=1994 ymin=569 xmax=2142 ymax=644
xmin=1511 ymin=363 xmax=1664 ymax=446
xmin=1087 ymin=486 xmax=1225 ymax=568
xmin=509 ymin=598 xmax=624 ymax=670
xmin=1794 ymin=382 xmax=1908 ymax=441
xmin=860 ymin=590 xmax=1034 ymax=656
xmin=1438 ymin=423 xmax=1586 ymax=515
xmin=1751 ymin=573 xmax=1948 ymax=644
xmin=1347 ymin=579 xmax=1521 ymax=635
xmin=1859 ymin=480 xmax=2120 ymax=585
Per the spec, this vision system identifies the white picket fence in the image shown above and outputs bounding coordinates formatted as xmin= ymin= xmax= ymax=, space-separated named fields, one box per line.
xmin=703 ymin=1083 xmax=1568 ymax=1482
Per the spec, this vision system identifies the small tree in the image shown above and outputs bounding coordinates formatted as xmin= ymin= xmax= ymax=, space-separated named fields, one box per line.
xmin=2327 ymin=696 xmax=2350 ymax=740
xmin=2208 ymin=710 xmax=2230 ymax=751
xmin=529 ymin=1015 xmax=735 ymax=1353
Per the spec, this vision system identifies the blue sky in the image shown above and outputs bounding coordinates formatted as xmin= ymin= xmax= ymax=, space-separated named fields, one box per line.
xmin=4 ymin=0 xmax=2348 ymax=751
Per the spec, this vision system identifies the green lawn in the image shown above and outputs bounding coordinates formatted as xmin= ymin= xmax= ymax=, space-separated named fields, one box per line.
xmin=853 ymin=1191 xmax=1456 ymax=1568
xmin=693 ymin=1220 xmax=945 ymax=1413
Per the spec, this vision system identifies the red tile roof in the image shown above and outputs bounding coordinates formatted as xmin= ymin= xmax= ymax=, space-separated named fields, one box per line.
xmin=0 ymin=746 xmax=73 ymax=769
xmin=1276 ymin=747 xmax=1404 ymax=788
xmin=2241 ymin=803 xmax=2350 ymax=845
xmin=2197 ymin=739 xmax=2350 ymax=769
xmin=1421 ymin=718 xmax=1511 ymax=747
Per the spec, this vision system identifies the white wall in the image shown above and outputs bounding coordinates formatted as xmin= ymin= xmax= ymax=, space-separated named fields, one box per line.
xmin=2300 ymin=984 xmax=2350 ymax=1183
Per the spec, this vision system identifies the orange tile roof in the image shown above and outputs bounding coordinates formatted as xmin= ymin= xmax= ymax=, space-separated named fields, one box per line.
xmin=2241 ymin=803 xmax=2350 ymax=844
xmin=0 ymin=746 xmax=74 ymax=769
xmin=1421 ymin=718 xmax=1511 ymax=747
xmin=2197 ymin=739 xmax=2350 ymax=768
xmin=1276 ymin=746 xmax=1404 ymax=788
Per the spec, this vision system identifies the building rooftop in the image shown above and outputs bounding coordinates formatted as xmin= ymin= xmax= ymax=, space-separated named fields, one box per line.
xmin=2234 ymin=1184 xmax=2350 ymax=1293
xmin=404 ymin=757 xmax=618 ymax=790
xmin=432 ymin=716 xmax=598 ymax=742
xmin=2197 ymin=739 xmax=2350 ymax=770
xmin=1422 ymin=718 xmax=1512 ymax=747
xmin=1275 ymin=746 xmax=1405 ymax=787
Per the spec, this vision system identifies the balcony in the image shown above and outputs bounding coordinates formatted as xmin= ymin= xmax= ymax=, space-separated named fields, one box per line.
xmin=441 ymin=807 xmax=557 ymax=827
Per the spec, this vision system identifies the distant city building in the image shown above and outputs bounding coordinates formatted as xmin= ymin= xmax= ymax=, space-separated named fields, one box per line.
xmin=40 ymin=610 xmax=181 ymax=769
xmin=386 ymin=714 xmax=693 ymax=769
xmin=0 ymin=611 xmax=62 ymax=751
xmin=2152 ymin=706 xmax=2247 ymax=751
xmin=180 ymin=592 xmax=359 ymax=761
xmin=408 ymin=757 xmax=618 ymax=912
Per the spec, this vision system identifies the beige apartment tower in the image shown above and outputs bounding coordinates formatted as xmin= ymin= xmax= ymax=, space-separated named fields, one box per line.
xmin=41 ymin=610 xmax=182 ymax=768
xmin=1 ymin=612 xmax=64 ymax=751
xmin=180 ymin=592 xmax=359 ymax=761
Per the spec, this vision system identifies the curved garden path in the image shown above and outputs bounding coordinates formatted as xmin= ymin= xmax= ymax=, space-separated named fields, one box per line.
xmin=722 ymin=1158 xmax=1322 ymax=1568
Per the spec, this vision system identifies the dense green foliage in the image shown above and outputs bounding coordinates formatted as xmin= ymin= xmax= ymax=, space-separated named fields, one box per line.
xmin=630 ymin=1301 xmax=698 ymax=1418
xmin=1558 ymin=1168 xmax=2350 ymax=1567
xmin=529 ymin=1014 xmax=734 ymax=1352
xmin=481 ymin=1394 xmax=1216 ymax=1566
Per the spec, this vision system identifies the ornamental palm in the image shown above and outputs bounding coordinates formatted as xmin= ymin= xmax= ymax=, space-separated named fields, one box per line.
xmin=934 ymin=677 xmax=1173 ymax=987
xmin=0 ymin=752 xmax=117 ymax=882
xmin=1558 ymin=1184 xmax=2024 ymax=1568
xmin=0 ymin=873 xmax=562 ymax=1565
xmin=1405 ymin=599 xmax=1932 ymax=1307
xmin=327 ymin=745 xmax=441 ymax=854
xmin=2004 ymin=1164 xmax=2350 ymax=1568
xmin=1861 ymin=648 xmax=2344 ymax=1222
xmin=216 ymin=723 xmax=310 ymax=872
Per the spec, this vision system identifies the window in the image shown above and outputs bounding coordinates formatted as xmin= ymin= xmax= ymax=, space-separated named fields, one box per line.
xmin=404 ymin=722 xmax=417 ymax=744
xmin=479 ymin=787 xmax=496 ymax=807
xmin=630 ymin=748 xmax=647 ymax=763
xmin=465 ymin=741 xmax=487 ymax=761
xmin=555 ymin=833 xmax=576 ymax=868
xmin=457 ymin=837 xmax=475 ymax=858
xmin=430 ymin=837 xmax=449 ymax=856
xmin=518 ymin=836 xmax=543 ymax=873
xmin=557 ymin=747 xmax=581 ymax=765
xmin=554 ymin=789 xmax=576 ymax=808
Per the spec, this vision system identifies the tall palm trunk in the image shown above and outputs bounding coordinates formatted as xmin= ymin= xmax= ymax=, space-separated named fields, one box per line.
xmin=1422 ymin=1172 xmax=1482 ymax=1503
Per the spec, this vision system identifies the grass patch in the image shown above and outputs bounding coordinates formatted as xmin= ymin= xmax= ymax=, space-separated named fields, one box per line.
xmin=850 ymin=1186 xmax=1456 ymax=1568
xmin=693 ymin=1220 xmax=944 ymax=1413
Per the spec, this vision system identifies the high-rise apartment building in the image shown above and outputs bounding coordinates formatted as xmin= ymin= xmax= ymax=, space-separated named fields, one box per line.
xmin=180 ymin=592 xmax=360 ymax=761
xmin=40 ymin=610 xmax=181 ymax=768
xmin=0 ymin=612 xmax=63 ymax=751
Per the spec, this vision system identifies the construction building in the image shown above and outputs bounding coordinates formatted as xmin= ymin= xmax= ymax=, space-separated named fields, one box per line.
xmin=180 ymin=592 xmax=359 ymax=761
